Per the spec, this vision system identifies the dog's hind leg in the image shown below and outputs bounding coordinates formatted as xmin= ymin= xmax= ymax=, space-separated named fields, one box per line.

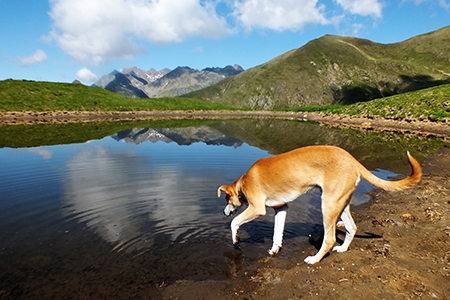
xmin=333 ymin=203 xmax=357 ymax=253
xmin=304 ymin=208 xmax=338 ymax=264
xmin=304 ymin=188 xmax=355 ymax=265
xmin=269 ymin=205 xmax=288 ymax=255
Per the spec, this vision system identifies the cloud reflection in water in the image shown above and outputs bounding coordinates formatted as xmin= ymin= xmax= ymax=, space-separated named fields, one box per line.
xmin=61 ymin=137 xmax=252 ymax=254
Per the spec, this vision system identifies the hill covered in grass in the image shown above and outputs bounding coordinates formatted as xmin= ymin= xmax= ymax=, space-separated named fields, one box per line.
xmin=184 ymin=26 xmax=450 ymax=109
xmin=1 ymin=80 xmax=449 ymax=124
xmin=324 ymin=83 xmax=450 ymax=121
xmin=0 ymin=79 xmax=236 ymax=112
xmin=286 ymin=84 xmax=450 ymax=122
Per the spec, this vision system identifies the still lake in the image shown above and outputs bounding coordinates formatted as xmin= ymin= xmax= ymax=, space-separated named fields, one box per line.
xmin=0 ymin=118 xmax=443 ymax=298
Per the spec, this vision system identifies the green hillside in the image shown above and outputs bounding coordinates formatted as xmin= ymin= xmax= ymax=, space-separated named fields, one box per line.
xmin=287 ymin=83 xmax=450 ymax=122
xmin=0 ymin=79 xmax=235 ymax=112
xmin=184 ymin=26 xmax=450 ymax=109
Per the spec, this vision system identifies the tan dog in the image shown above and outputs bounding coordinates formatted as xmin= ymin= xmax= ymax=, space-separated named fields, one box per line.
xmin=218 ymin=145 xmax=422 ymax=264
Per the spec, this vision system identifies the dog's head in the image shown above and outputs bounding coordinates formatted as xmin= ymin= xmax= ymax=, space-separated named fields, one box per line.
xmin=217 ymin=177 xmax=245 ymax=217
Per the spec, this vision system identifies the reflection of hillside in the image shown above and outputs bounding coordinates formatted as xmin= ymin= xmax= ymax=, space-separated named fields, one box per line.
xmin=111 ymin=126 xmax=243 ymax=147
xmin=109 ymin=119 xmax=424 ymax=174
xmin=210 ymin=119 xmax=417 ymax=174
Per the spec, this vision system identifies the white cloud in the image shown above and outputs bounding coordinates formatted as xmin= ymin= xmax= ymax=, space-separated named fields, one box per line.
xmin=438 ymin=0 xmax=450 ymax=9
xmin=351 ymin=23 xmax=366 ymax=36
xmin=400 ymin=0 xmax=429 ymax=5
xmin=15 ymin=49 xmax=48 ymax=67
xmin=48 ymin=0 xmax=390 ymax=65
xmin=48 ymin=0 xmax=230 ymax=64
xmin=76 ymin=67 xmax=98 ymax=82
xmin=401 ymin=0 xmax=450 ymax=10
xmin=335 ymin=0 xmax=383 ymax=18
xmin=233 ymin=0 xmax=329 ymax=31
xmin=193 ymin=46 xmax=204 ymax=53
xmin=27 ymin=147 xmax=53 ymax=160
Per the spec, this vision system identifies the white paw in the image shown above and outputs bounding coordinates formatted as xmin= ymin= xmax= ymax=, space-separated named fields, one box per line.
xmin=304 ymin=255 xmax=320 ymax=265
xmin=332 ymin=245 xmax=348 ymax=253
xmin=268 ymin=245 xmax=281 ymax=256
xmin=232 ymin=233 xmax=240 ymax=245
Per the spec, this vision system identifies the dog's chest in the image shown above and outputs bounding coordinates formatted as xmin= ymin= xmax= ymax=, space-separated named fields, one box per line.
xmin=265 ymin=191 xmax=302 ymax=207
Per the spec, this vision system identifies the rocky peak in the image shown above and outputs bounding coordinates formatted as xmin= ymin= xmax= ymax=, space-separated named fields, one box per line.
xmin=93 ymin=64 xmax=244 ymax=98
xmin=203 ymin=65 xmax=244 ymax=77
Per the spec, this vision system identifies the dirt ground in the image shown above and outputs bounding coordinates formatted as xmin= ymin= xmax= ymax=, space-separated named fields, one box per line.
xmin=159 ymin=148 xmax=450 ymax=300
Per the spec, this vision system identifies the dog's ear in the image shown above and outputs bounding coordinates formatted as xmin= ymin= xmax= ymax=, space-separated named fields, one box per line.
xmin=218 ymin=185 xmax=234 ymax=198
xmin=217 ymin=186 xmax=226 ymax=198
xmin=218 ymin=176 xmax=243 ymax=197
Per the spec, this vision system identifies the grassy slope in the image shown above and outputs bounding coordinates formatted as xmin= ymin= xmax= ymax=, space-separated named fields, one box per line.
xmin=185 ymin=26 xmax=450 ymax=109
xmin=284 ymin=84 xmax=450 ymax=121
xmin=0 ymin=79 xmax=236 ymax=112
xmin=1 ymin=80 xmax=449 ymax=123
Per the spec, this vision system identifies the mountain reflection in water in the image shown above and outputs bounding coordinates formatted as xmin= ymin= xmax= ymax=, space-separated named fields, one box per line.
xmin=111 ymin=126 xmax=243 ymax=147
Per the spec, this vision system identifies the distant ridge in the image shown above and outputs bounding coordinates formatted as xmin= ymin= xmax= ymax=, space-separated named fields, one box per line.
xmin=184 ymin=26 xmax=450 ymax=109
xmin=93 ymin=65 xmax=244 ymax=98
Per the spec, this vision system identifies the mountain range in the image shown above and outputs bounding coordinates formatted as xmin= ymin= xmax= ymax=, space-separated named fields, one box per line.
xmin=93 ymin=65 xmax=244 ymax=98
xmin=185 ymin=26 xmax=450 ymax=109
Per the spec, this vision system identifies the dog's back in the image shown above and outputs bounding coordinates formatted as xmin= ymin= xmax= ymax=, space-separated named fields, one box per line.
xmin=241 ymin=146 xmax=361 ymax=205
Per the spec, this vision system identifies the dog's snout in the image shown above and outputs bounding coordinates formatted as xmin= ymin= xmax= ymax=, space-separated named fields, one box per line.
xmin=223 ymin=207 xmax=231 ymax=217
xmin=224 ymin=204 xmax=237 ymax=217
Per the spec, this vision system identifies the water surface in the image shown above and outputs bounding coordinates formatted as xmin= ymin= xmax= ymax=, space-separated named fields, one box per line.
xmin=0 ymin=118 xmax=442 ymax=298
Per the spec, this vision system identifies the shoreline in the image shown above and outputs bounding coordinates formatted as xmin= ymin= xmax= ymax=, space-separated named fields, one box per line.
xmin=1 ymin=110 xmax=450 ymax=140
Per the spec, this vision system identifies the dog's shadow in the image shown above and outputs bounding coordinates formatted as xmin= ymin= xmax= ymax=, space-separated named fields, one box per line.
xmin=307 ymin=224 xmax=383 ymax=251
xmin=238 ymin=220 xmax=312 ymax=244
xmin=223 ymin=222 xmax=383 ymax=278
xmin=239 ymin=221 xmax=382 ymax=250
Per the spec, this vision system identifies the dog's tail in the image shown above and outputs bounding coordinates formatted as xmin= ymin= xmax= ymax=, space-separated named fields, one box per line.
xmin=358 ymin=151 xmax=422 ymax=191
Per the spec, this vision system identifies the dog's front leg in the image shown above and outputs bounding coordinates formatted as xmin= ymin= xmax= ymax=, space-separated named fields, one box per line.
xmin=231 ymin=220 xmax=240 ymax=245
xmin=230 ymin=205 xmax=266 ymax=246
xmin=269 ymin=205 xmax=288 ymax=255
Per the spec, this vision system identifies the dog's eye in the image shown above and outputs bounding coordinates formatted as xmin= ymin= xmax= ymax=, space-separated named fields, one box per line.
xmin=238 ymin=194 xmax=247 ymax=203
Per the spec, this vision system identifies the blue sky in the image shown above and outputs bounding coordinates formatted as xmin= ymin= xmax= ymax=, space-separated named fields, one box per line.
xmin=1 ymin=0 xmax=449 ymax=84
